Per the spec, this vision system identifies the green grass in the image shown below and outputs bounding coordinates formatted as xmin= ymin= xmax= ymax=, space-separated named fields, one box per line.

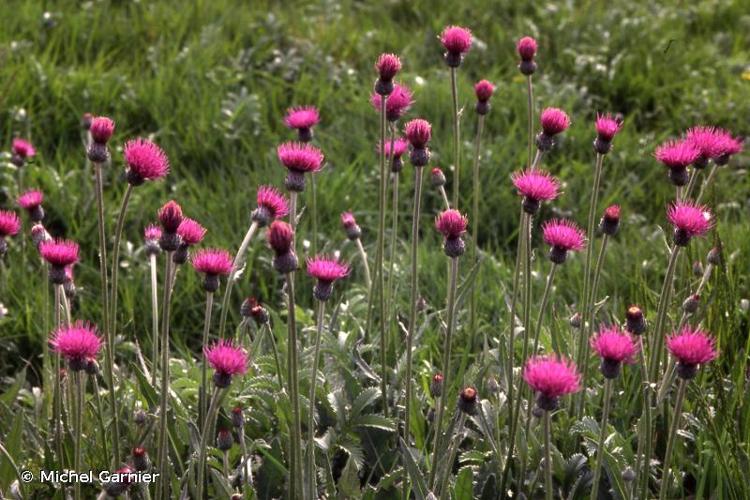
xmin=1 ymin=0 xmax=749 ymax=498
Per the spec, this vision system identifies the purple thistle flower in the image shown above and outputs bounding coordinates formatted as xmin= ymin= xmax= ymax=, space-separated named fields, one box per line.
xmin=435 ymin=209 xmax=468 ymax=258
xmin=204 ymin=340 xmax=248 ymax=387
xmin=284 ymin=106 xmax=320 ymax=142
xmin=517 ymin=36 xmax=538 ymax=75
xmin=252 ymin=185 xmax=289 ymax=227
xmin=524 ymin=356 xmax=581 ymax=410
xmin=0 ymin=210 xmax=22 ymax=238
xmin=713 ymin=131 xmax=743 ymax=165
xmin=144 ymin=224 xmax=161 ymax=256
xmin=306 ymin=255 xmax=350 ymax=301
xmin=594 ymin=113 xmax=622 ymax=154
xmin=511 ymin=169 xmax=560 ymax=214
xmin=542 ymin=218 xmax=586 ymax=263
xmin=684 ymin=126 xmax=725 ymax=167
xmin=599 ymin=204 xmax=621 ymax=236
xmin=440 ymin=25 xmax=472 ymax=67
xmin=380 ymin=137 xmax=409 ymax=173
xmin=667 ymin=201 xmax=713 ymax=246
xmin=590 ymin=326 xmax=639 ymax=378
xmin=192 ymin=248 xmax=233 ymax=292
xmin=277 ymin=142 xmax=324 ymax=192
xmin=12 ymin=138 xmax=36 ymax=159
xmin=50 ymin=321 xmax=102 ymax=370
xmin=666 ymin=326 xmax=717 ymax=379
xmin=540 ymin=107 xmax=571 ymax=136
xmin=158 ymin=200 xmax=183 ymax=233
xmin=267 ymin=220 xmax=297 ymax=273
xmin=123 ymin=138 xmax=170 ymax=185
xmin=374 ymin=53 xmax=402 ymax=95
xmin=655 ymin=139 xmax=700 ymax=186
xmin=90 ymin=116 xmax=115 ymax=144
xmin=177 ymin=217 xmax=207 ymax=246
xmin=340 ymin=211 xmax=361 ymax=240
xmin=371 ymin=84 xmax=414 ymax=122
xmin=405 ymin=118 xmax=431 ymax=148
xmin=40 ymin=239 xmax=80 ymax=268
xmin=17 ymin=189 xmax=45 ymax=223
xmin=474 ymin=80 xmax=495 ymax=115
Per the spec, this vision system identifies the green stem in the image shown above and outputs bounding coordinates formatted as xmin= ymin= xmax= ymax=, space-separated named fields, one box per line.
xmin=376 ymin=98 xmax=389 ymax=419
xmin=591 ymin=378 xmax=613 ymax=500
xmin=196 ymin=387 xmax=224 ymax=500
xmin=238 ymin=428 xmax=251 ymax=487
xmin=635 ymin=340 xmax=652 ymax=500
xmin=93 ymin=162 xmax=120 ymax=466
xmin=581 ymin=235 xmax=610 ymax=388
xmin=505 ymin=209 xmax=526 ymax=426
xmin=218 ymin=222 xmax=259 ymax=339
xmin=199 ymin=292 xmax=215 ymax=429
xmin=470 ymin=114 xmax=485 ymax=342
xmin=91 ymin=375 xmax=109 ymax=464
xmin=109 ymin=183 xmax=134 ymax=347
xmin=531 ymin=263 xmax=558 ymax=355
xmin=439 ymin=186 xmax=451 ymax=209
xmin=526 ymin=76 xmax=534 ymax=170
xmin=438 ymin=413 xmax=466 ymax=500
xmin=150 ymin=254 xmax=159 ymax=386
xmin=307 ymin=300 xmax=326 ymax=499
xmin=74 ymin=371 xmax=84 ymax=500
xmin=285 ymin=271 xmax=303 ymax=498
xmin=157 ymin=254 xmax=174 ymax=500
xmin=311 ymin=175 xmax=318 ymax=256
xmin=355 ymin=238 xmax=372 ymax=291
xmin=543 ymin=410 xmax=553 ymax=500
xmin=450 ymin=66 xmax=461 ymax=207
xmin=428 ymin=257 xmax=459 ymax=490
xmin=648 ymin=246 xmax=682 ymax=382
xmin=53 ymin=287 xmax=64 ymax=468
xmin=262 ymin=322 xmax=285 ymax=390
xmin=658 ymin=378 xmax=687 ymax=500
xmin=683 ymin=169 xmax=700 ymax=201
xmin=695 ymin=164 xmax=719 ymax=204
xmin=403 ymin=166 xmax=424 ymax=458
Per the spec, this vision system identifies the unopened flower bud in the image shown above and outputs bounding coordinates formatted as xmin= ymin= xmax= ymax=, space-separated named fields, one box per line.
xmin=457 ymin=386 xmax=479 ymax=415
xmin=707 ymin=247 xmax=721 ymax=266
xmin=217 ymin=429 xmax=234 ymax=451
xmin=682 ymin=294 xmax=700 ymax=314
xmin=692 ymin=260 xmax=704 ymax=277
xmin=231 ymin=406 xmax=245 ymax=428
xmin=133 ymin=409 xmax=147 ymax=426
xmin=430 ymin=373 xmax=444 ymax=398
xmin=430 ymin=167 xmax=446 ymax=188
xmin=132 ymin=447 xmax=151 ymax=471
xmin=569 ymin=312 xmax=582 ymax=329
xmin=625 ymin=305 xmax=646 ymax=335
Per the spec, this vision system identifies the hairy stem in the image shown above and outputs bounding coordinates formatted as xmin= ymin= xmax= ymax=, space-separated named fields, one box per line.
xmin=450 ymin=66 xmax=461 ymax=207
xmin=581 ymin=235 xmax=610 ymax=388
xmin=218 ymin=222 xmax=259 ymax=339
xmin=157 ymin=254 xmax=175 ymax=500
xmin=543 ymin=410 xmax=553 ymax=500
xmin=376 ymin=97 xmax=389 ymax=418
xmin=285 ymin=271 xmax=303 ymax=498
xmin=526 ymin=76 xmax=534 ymax=170
xmin=306 ymin=300 xmax=326 ymax=499
xmin=109 ymin=183 xmax=134 ymax=348
xmin=658 ymin=378 xmax=687 ymax=500
xmin=74 ymin=371 xmax=84 ymax=500
xmin=196 ymin=387 xmax=224 ymax=499
xmin=531 ymin=263 xmax=558 ymax=355
xmin=591 ymin=378 xmax=613 ymax=500
xmin=199 ymin=292 xmax=215 ymax=428
xmin=150 ymin=254 xmax=159 ymax=386
xmin=470 ymin=114 xmax=486 ymax=346
xmin=355 ymin=239 xmax=372 ymax=291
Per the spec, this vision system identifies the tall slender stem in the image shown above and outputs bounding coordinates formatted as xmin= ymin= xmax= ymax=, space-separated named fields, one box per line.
xmin=658 ymin=378 xmax=687 ymax=500
xmin=438 ymin=413 xmax=466 ymax=500
xmin=470 ymin=114 xmax=486 ymax=339
xmin=591 ymin=378 xmax=613 ymax=500
xmin=376 ymin=97 xmax=389 ymax=418
xmin=157 ymin=254 xmax=174 ymax=500
xmin=196 ymin=387 xmax=224 ymax=500
xmin=386 ymin=171 xmax=399 ymax=313
xmin=531 ymin=263 xmax=558 ymax=354
xmin=695 ymin=164 xmax=719 ymax=204
xmin=109 ymin=184 xmax=134 ymax=342
xmin=150 ymin=254 xmax=160 ymax=386
xmin=526 ymin=76 xmax=534 ymax=170
xmin=428 ymin=257 xmax=459 ymax=489
xmin=238 ymin=426 xmax=251 ymax=487
xmin=635 ymin=340 xmax=651 ymax=499
xmin=218 ymin=222 xmax=259 ymax=339
xmin=580 ymin=235 xmax=610 ymax=389
xmin=262 ymin=323 xmax=285 ymax=389
xmin=311 ymin=175 xmax=318 ymax=255
xmin=199 ymin=292 xmax=215 ymax=428
xmin=647 ymin=246 xmax=682 ymax=382
xmin=53 ymin=286 xmax=64 ymax=468
xmin=682 ymin=169 xmax=700 ymax=201
xmin=90 ymin=375 xmax=109 ymax=463
xmin=403 ymin=166 xmax=424 ymax=450
xmin=450 ymin=67 xmax=461 ymax=207
xmin=505 ymin=210 xmax=526 ymax=425
xmin=93 ymin=162 xmax=120 ymax=465
xmin=307 ymin=300 xmax=326 ymax=499
xmin=74 ymin=371 xmax=84 ymax=500
xmin=285 ymin=271 xmax=303 ymax=498
xmin=543 ymin=410 xmax=553 ymax=500
xmin=355 ymin=238 xmax=372 ymax=290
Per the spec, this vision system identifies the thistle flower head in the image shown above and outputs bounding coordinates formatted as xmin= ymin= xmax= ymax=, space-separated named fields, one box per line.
xmin=625 ymin=305 xmax=646 ymax=335
xmin=595 ymin=113 xmax=622 ymax=142
xmin=144 ymin=224 xmax=161 ymax=241
xmin=430 ymin=167 xmax=446 ymax=187
xmin=204 ymin=340 xmax=248 ymax=387
xmin=371 ymin=84 xmax=414 ymax=122
xmin=667 ymin=201 xmax=713 ymax=245
xmin=192 ymin=248 xmax=233 ymax=276
xmin=458 ymin=386 xmax=479 ymax=415
xmin=0 ymin=210 xmax=21 ymax=237
xmin=714 ymin=131 xmax=743 ymax=163
xmin=591 ymin=326 xmax=639 ymax=365
xmin=666 ymin=326 xmax=717 ymax=378
xmin=684 ymin=126 xmax=725 ymax=162
xmin=90 ymin=116 xmax=115 ymax=144
xmin=440 ymin=25 xmax=473 ymax=54
xmin=654 ymin=139 xmax=700 ymax=169
xmin=340 ymin=211 xmax=361 ymax=240
xmin=474 ymin=80 xmax=495 ymax=102
xmin=277 ymin=142 xmax=324 ymax=173
xmin=267 ymin=220 xmax=294 ymax=255
xmin=177 ymin=217 xmax=207 ymax=246
xmin=158 ymin=200 xmax=183 ymax=233
xmin=40 ymin=239 xmax=79 ymax=267
xmin=375 ymin=53 xmax=401 ymax=82
xmin=50 ymin=321 xmax=102 ymax=369
xmin=17 ymin=190 xmax=43 ymax=210
xmin=543 ymin=219 xmax=586 ymax=252
xmin=306 ymin=255 xmax=350 ymax=283
xmin=524 ymin=356 xmax=581 ymax=409
xmin=405 ymin=118 xmax=431 ymax=149
xmin=123 ymin=138 xmax=170 ymax=184
xmin=516 ymin=36 xmax=538 ymax=61
xmin=435 ymin=209 xmax=468 ymax=239
xmin=600 ymin=204 xmax=621 ymax=236
xmin=12 ymin=138 xmax=35 ymax=158
xmin=540 ymin=107 xmax=571 ymax=136
xmin=512 ymin=169 xmax=560 ymax=205
xmin=381 ymin=137 xmax=409 ymax=158
xmin=254 ymin=185 xmax=289 ymax=224
xmin=284 ymin=106 xmax=320 ymax=130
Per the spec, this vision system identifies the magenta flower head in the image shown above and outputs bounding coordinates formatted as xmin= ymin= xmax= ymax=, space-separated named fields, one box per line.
xmin=204 ymin=340 xmax=248 ymax=388
xmin=594 ymin=113 xmax=623 ymax=154
xmin=380 ymin=137 xmax=409 ymax=173
xmin=40 ymin=239 xmax=80 ymax=284
xmin=267 ymin=220 xmax=297 ymax=274
xmin=523 ymin=356 xmax=581 ymax=411
xmin=666 ymin=326 xmax=717 ymax=379
xmin=277 ymin=142 xmax=324 ymax=192
xmin=90 ymin=116 xmax=115 ymax=144
xmin=474 ymin=80 xmax=495 ymax=115
xmin=252 ymin=185 xmax=289 ymax=227
xmin=599 ymin=204 xmax=621 ymax=236
xmin=625 ymin=305 xmax=647 ymax=335
xmin=517 ymin=36 xmax=538 ymax=74
xmin=431 ymin=167 xmax=447 ymax=188
xmin=50 ymin=321 xmax=102 ymax=371
xmin=158 ymin=200 xmax=183 ymax=251
xmin=654 ymin=139 xmax=699 ymax=186
xmin=173 ymin=217 xmax=207 ymax=265
xmin=307 ymin=255 xmax=350 ymax=301
xmin=340 ymin=211 xmax=361 ymax=240
xmin=590 ymin=326 xmax=639 ymax=379
xmin=11 ymin=138 xmax=35 ymax=167
xmin=17 ymin=189 xmax=45 ymax=222
xmin=667 ymin=201 xmax=713 ymax=246
xmin=511 ymin=169 xmax=560 ymax=214
xmin=713 ymin=131 xmax=743 ymax=166
xmin=542 ymin=218 xmax=586 ymax=264
xmin=192 ymin=248 xmax=233 ymax=292
xmin=371 ymin=83 xmax=414 ymax=123
xmin=684 ymin=126 xmax=724 ymax=168
xmin=144 ymin=224 xmax=161 ymax=257
xmin=374 ymin=53 xmax=402 ymax=96
xmin=123 ymin=138 xmax=170 ymax=185
xmin=440 ymin=25 xmax=472 ymax=67
xmin=0 ymin=210 xmax=22 ymax=254
xmin=537 ymin=107 xmax=571 ymax=151
xmin=284 ymin=106 xmax=320 ymax=142
xmin=405 ymin=118 xmax=432 ymax=167
xmin=435 ymin=209 xmax=469 ymax=258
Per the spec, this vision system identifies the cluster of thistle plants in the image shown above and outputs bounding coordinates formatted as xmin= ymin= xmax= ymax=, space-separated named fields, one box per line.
xmin=0 ymin=22 xmax=745 ymax=500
